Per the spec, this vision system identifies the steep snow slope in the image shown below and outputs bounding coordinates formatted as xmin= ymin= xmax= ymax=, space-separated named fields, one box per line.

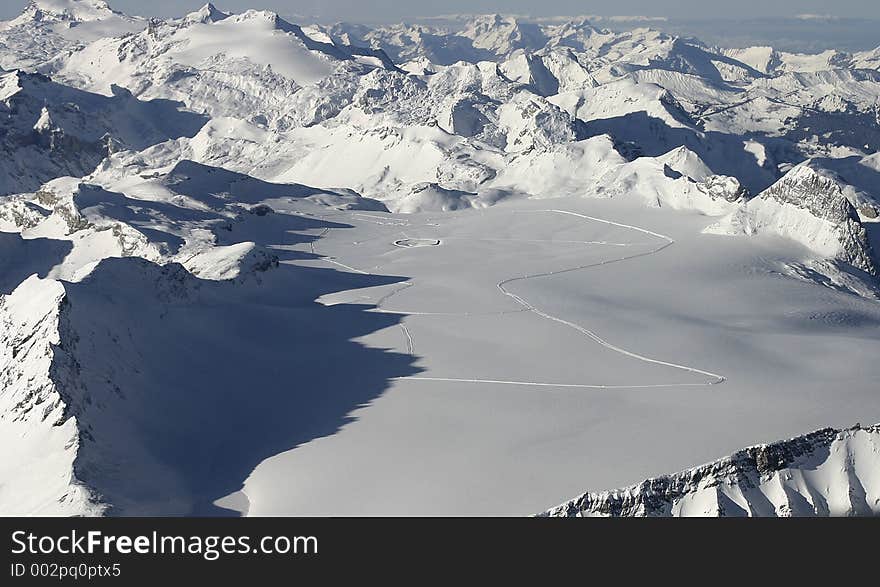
xmin=0 ymin=157 xmax=385 ymax=283
xmin=489 ymin=135 xmax=744 ymax=215
xmin=0 ymin=256 xmax=418 ymax=515
xmin=0 ymin=0 xmax=144 ymax=71
xmin=15 ymin=0 xmax=122 ymax=22
xmin=725 ymin=44 xmax=880 ymax=76
xmin=0 ymin=275 xmax=101 ymax=515
xmin=0 ymin=168 xmax=414 ymax=515
xmin=708 ymin=163 xmax=878 ymax=276
xmin=723 ymin=47 xmax=853 ymax=75
xmin=854 ymin=47 xmax=880 ymax=70
xmin=460 ymin=14 xmax=548 ymax=56
xmin=543 ymin=424 xmax=880 ymax=517
xmin=51 ymin=5 xmax=395 ymax=126
xmin=0 ymin=69 xmax=207 ymax=195
xmin=700 ymin=70 xmax=880 ymax=157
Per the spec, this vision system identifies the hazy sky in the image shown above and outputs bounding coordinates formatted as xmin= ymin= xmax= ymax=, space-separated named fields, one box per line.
xmin=3 ymin=0 xmax=880 ymax=21
xmin=3 ymin=1 xmax=879 ymax=51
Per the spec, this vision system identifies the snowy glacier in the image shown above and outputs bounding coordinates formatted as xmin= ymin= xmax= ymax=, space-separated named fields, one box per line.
xmin=1 ymin=1 xmax=880 ymax=516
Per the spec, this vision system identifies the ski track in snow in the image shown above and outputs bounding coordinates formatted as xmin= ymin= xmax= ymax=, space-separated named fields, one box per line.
xmin=401 ymin=323 xmax=415 ymax=356
xmin=312 ymin=209 xmax=727 ymax=390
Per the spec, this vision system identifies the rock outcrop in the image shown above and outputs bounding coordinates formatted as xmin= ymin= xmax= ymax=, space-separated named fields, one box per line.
xmin=543 ymin=424 xmax=880 ymax=517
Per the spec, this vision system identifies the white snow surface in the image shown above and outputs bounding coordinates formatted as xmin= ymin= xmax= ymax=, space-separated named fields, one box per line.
xmin=1 ymin=1 xmax=880 ymax=516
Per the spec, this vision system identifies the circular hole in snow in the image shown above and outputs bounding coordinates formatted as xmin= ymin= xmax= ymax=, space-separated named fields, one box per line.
xmin=393 ymin=238 xmax=442 ymax=248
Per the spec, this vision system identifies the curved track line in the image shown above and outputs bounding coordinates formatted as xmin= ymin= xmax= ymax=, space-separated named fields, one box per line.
xmin=308 ymin=228 xmax=330 ymax=256
xmin=495 ymin=210 xmax=726 ymax=386
xmin=401 ymin=323 xmax=415 ymax=356
xmin=311 ymin=208 xmax=727 ymax=389
xmin=323 ymin=258 xmax=370 ymax=275
xmin=394 ymin=377 xmax=721 ymax=390
xmin=440 ymin=237 xmax=641 ymax=247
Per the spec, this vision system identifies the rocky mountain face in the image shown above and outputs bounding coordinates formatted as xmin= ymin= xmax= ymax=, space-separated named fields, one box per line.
xmin=0 ymin=274 xmax=100 ymax=515
xmin=706 ymin=163 xmax=879 ymax=276
xmin=543 ymin=424 xmax=880 ymax=517
xmin=758 ymin=166 xmax=877 ymax=275
xmin=0 ymin=69 xmax=207 ymax=195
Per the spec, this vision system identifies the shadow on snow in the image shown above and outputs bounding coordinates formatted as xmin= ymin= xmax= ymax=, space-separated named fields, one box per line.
xmin=46 ymin=213 xmax=420 ymax=516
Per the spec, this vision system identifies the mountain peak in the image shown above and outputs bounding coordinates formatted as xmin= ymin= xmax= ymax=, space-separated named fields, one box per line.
xmin=21 ymin=0 xmax=117 ymax=22
xmin=183 ymin=3 xmax=230 ymax=25
xmin=461 ymin=13 xmax=547 ymax=55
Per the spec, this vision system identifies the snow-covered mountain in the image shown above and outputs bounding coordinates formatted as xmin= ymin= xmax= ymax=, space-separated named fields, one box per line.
xmin=543 ymin=423 xmax=880 ymax=517
xmin=707 ymin=162 xmax=878 ymax=275
xmin=0 ymin=167 xmax=399 ymax=515
xmin=3 ymin=3 xmax=877 ymax=232
xmin=0 ymin=0 xmax=144 ymax=71
xmin=0 ymin=69 xmax=207 ymax=195
xmin=1 ymin=1 xmax=880 ymax=516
